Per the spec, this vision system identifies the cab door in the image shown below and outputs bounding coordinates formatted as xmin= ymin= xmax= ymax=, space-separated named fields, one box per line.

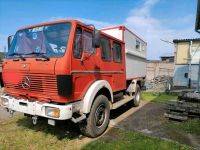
xmin=71 ymin=25 xmax=99 ymax=99
xmin=111 ymin=41 xmax=126 ymax=91
xmin=99 ymin=36 xmax=126 ymax=91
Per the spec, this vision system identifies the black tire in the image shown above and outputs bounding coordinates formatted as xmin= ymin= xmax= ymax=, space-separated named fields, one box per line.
xmin=79 ymin=95 xmax=110 ymax=138
xmin=166 ymin=79 xmax=173 ymax=92
xmin=133 ymin=84 xmax=141 ymax=107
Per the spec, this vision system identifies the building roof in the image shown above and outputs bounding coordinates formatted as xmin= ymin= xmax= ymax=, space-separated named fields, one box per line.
xmin=147 ymin=60 xmax=161 ymax=63
xmin=160 ymin=53 xmax=174 ymax=58
xmin=173 ymin=38 xmax=200 ymax=43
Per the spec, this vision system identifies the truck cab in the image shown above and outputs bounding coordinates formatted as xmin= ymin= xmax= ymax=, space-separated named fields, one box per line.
xmin=2 ymin=20 xmax=146 ymax=137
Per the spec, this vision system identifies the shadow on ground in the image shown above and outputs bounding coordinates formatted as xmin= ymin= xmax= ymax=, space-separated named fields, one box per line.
xmin=16 ymin=117 xmax=81 ymax=140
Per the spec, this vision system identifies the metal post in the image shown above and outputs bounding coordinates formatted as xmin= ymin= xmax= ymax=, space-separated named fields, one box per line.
xmin=197 ymin=57 xmax=200 ymax=92
xmin=188 ymin=41 xmax=193 ymax=88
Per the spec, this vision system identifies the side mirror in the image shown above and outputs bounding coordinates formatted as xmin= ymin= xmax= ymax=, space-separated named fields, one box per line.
xmin=8 ymin=35 xmax=14 ymax=50
xmin=93 ymin=30 xmax=101 ymax=48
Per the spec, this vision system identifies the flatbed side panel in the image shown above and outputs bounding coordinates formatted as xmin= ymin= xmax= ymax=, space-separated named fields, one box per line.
xmin=124 ymin=29 xmax=147 ymax=79
xmin=126 ymin=54 xmax=146 ymax=79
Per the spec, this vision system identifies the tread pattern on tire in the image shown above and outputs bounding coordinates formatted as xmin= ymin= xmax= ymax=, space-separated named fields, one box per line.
xmin=133 ymin=84 xmax=141 ymax=107
xmin=79 ymin=95 xmax=110 ymax=138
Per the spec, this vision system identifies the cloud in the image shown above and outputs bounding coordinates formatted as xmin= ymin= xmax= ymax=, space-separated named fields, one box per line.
xmin=130 ymin=0 xmax=159 ymax=17
xmin=124 ymin=0 xmax=199 ymax=59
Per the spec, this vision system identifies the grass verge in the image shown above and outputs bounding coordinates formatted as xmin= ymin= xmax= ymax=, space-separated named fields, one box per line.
xmin=0 ymin=115 xmax=192 ymax=150
xmin=0 ymin=115 xmax=83 ymax=150
xmin=141 ymin=92 xmax=177 ymax=103
xmin=166 ymin=119 xmax=200 ymax=136
xmin=82 ymin=128 xmax=191 ymax=150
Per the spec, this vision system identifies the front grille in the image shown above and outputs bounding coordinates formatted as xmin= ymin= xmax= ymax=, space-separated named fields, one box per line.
xmin=5 ymin=73 xmax=58 ymax=96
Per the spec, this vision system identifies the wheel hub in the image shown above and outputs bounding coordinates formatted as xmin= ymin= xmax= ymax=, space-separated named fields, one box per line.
xmin=95 ymin=104 xmax=106 ymax=127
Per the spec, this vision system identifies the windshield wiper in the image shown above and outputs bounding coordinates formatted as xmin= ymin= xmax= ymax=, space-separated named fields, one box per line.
xmin=8 ymin=52 xmax=26 ymax=61
xmin=25 ymin=52 xmax=50 ymax=61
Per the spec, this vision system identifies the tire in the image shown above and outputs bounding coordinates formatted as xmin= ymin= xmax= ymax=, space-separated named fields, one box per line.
xmin=79 ymin=95 xmax=110 ymax=138
xmin=133 ymin=84 xmax=141 ymax=107
xmin=166 ymin=79 xmax=173 ymax=92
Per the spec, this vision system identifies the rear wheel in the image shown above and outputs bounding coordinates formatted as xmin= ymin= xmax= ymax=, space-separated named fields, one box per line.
xmin=133 ymin=84 xmax=141 ymax=106
xmin=79 ymin=95 xmax=110 ymax=138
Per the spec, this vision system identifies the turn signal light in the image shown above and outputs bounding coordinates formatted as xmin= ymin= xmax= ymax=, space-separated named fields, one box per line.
xmin=45 ymin=107 xmax=60 ymax=118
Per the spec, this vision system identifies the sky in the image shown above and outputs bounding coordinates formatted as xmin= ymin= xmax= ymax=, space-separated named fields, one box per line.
xmin=0 ymin=0 xmax=199 ymax=59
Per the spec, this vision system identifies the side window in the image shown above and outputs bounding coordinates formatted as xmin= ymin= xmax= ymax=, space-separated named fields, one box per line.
xmin=113 ymin=42 xmax=122 ymax=63
xmin=101 ymin=37 xmax=111 ymax=61
xmin=136 ymin=40 xmax=141 ymax=51
xmin=83 ymin=31 xmax=95 ymax=53
xmin=73 ymin=27 xmax=82 ymax=59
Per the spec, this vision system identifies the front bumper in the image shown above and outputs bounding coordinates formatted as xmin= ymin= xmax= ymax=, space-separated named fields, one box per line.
xmin=1 ymin=95 xmax=73 ymax=120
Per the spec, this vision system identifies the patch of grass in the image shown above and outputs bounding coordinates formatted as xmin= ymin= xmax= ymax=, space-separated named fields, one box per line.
xmin=82 ymin=128 xmax=191 ymax=150
xmin=166 ymin=119 xmax=200 ymax=136
xmin=141 ymin=92 xmax=177 ymax=103
xmin=0 ymin=116 xmax=192 ymax=150
xmin=0 ymin=115 xmax=83 ymax=150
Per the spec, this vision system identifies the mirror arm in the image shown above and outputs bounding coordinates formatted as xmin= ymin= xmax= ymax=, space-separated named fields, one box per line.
xmin=80 ymin=52 xmax=94 ymax=65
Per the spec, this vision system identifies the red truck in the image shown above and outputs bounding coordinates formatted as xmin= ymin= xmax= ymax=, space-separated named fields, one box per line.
xmin=1 ymin=20 xmax=146 ymax=137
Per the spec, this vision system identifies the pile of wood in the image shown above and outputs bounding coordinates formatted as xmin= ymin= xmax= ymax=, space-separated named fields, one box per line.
xmin=151 ymin=75 xmax=172 ymax=84
xmin=146 ymin=75 xmax=173 ymax=92
xmin=165 ymin=92 xmax=200 ymax=120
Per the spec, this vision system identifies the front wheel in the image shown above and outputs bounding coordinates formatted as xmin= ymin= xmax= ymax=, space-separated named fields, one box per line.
xmin=79 ymin=95 xmax=110 ymax=138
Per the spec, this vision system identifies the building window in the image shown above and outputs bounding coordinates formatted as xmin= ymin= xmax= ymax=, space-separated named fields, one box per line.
xmin=113 ymin=42 xmax=122 ymax=63
xmin=101 ymin=37 xmax=111 ymax=61
xmin=83 ymin=31 xmax=95 ymax=53
xmin=136 ymin=40 xmax=140 ymax=50
xmin=73 ymin=27 xmax=82 ymax=59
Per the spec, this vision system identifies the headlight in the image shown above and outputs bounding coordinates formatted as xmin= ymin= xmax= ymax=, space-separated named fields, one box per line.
xmin=1 ymin=98 xmax=9 ymax=107
xmin=45 ymin=107 xmax=60 ymax=118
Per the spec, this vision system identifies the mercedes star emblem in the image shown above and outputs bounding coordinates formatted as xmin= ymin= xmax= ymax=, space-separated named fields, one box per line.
xmin=21 ymin=76 xmax=31 ymax=90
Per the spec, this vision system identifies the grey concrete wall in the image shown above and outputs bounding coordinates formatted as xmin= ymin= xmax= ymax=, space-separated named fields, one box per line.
xmin=173 ymin=64 xmax=200 ymax=88
xmin=146 ymin=61 xmax=174 ymax=81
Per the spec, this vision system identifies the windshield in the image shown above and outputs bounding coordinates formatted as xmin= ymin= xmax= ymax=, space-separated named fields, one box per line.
xmin=6 ymin=22 xmax=72 ymax=58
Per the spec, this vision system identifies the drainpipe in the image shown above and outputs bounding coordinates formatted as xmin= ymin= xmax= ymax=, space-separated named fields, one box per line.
xmin=188 ymin=41 xmax=193 ymax=88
